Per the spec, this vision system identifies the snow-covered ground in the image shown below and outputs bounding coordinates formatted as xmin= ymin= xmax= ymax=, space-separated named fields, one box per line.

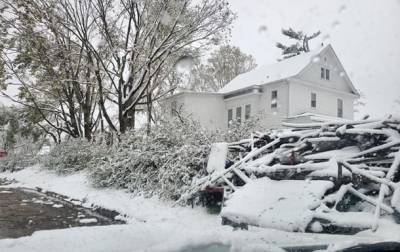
xmin=1 ymin=166 xmax=400 ymax=252
xmin=221 ymin=178 xmax=334 ymax=232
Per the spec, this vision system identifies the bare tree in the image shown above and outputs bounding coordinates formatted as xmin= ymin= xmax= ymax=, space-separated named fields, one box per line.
xmin=188 ymin=45 xmax=257 ymax=91
xmin=0 ymin=0 xmax=100 ymax=141
xmin=57 ymin=0 xmax=234 ymax=133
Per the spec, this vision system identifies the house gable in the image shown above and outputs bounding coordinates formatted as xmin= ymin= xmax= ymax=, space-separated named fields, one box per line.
xmin=295 ymin=45 xmax=359 ymax=97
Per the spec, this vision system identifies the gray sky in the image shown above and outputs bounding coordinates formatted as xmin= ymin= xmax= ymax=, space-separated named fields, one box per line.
xmin=228 ymin=0 xmax=400 ymax=118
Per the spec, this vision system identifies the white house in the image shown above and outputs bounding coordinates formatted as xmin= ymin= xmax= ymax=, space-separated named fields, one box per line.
xmin=164 ymin=44 xmax=360 ymax=130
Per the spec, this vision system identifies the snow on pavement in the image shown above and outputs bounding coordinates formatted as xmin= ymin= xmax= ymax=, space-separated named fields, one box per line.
xmin=1 ymin=166 xmax=400 ymax=251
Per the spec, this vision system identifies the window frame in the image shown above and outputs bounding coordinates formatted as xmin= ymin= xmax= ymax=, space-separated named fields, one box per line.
xmin=245 ymin=104 xmax=251 ymax=120
xmin=236 ymin=106 xmax=242 ymax=123
xmin=271 ymin=90 xmax=278 ymax=109
xmin=337 ymin=98 xmax=343 ymax=118
xmin=227 ymin=109 xmax=233 ymax=125
xmin=311 ymin=92 xmax=317 ymax=108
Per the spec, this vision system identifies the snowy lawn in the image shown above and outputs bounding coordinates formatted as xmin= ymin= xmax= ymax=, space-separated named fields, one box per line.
xmin=1 ymin=166 xmax=400 ymax=251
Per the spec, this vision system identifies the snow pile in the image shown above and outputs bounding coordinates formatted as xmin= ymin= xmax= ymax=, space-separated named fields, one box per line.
xmin=221 ymin=178 xmax=334 ymax=232
xmin=206 ymin=142 xmax=228 ymax=174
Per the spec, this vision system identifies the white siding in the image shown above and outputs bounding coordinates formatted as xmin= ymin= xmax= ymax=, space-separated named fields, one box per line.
xmin=297 ymin=49 xmax=353 ymax=94
xmin=223 ymin=81 xmax=289 ymax=129
xmin=288 ymin=79 xmax=355 ymax=119
xmin=163 ymin=93 xmax=225 ymax=130
xmin=224 ymin=92 xmax=262 ymax=127
xmin=259 ymin=81 xmax=289 ymax=128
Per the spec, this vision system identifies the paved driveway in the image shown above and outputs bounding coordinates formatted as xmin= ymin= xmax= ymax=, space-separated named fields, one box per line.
xmin=0 ymin=179 xmax=124 ymax=239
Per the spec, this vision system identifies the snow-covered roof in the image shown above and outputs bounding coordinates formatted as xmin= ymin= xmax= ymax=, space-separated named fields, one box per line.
xmin=218 ymin=46 xmax=326 ymax=94
xmin=218 ymin=44 xmax=364 ymax=97
xmin=286 ymin=112 xmax=353 ymax=123
xmin=281 ymin=112 xmax=353 ymax=127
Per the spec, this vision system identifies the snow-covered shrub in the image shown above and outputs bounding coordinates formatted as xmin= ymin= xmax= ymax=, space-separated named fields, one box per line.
xmin=43 ymin=139 xmax=108 ymax=174
xmin=90 ymin=117 xmax=214 ymax=200
xmin=221 ymin=115 xmax=267 ymax=142
xmin=0 ymin=152 xmax=36 ymax=172
xmin=0 ymin=138 xmax=42 ymax=172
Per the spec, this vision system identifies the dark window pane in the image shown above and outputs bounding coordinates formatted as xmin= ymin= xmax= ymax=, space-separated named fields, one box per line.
xmin=236 ymin=107 xmax=242 ymax=123
xmin=271 ymin=90 xmax=277 ymax=99
xmin=271 ymin=90 xmax=278 ymax=108
xmin=321 ymin=67 xmax=325 ymax=79
xmin=337 ymin=98 xmax=343 ymax=117
xmin=326 ymin=69 xmax=330 ymax=80
xmin=311 ymin=93 xmax=316 ymax=108
xmin=245 ymin=104 xmax=251 ymax=120
xmin=228 ymin=109 xmax=233 ymax=125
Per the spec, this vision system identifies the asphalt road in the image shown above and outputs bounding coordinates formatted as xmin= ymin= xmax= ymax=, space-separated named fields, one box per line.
xmin=0 ymin=180 xmax=124 ymax=239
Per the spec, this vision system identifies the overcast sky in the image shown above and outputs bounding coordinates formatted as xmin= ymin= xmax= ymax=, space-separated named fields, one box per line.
xmin=228 ymin=0 xmax=400 ymax=118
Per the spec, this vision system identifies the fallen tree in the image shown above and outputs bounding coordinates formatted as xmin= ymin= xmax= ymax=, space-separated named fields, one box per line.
xmin=179 ymin=116 xmax=400 ymax=233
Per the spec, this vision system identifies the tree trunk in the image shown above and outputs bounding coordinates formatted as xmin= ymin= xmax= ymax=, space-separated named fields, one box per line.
xmin=146 ymin=90 xmax=152 ymax=135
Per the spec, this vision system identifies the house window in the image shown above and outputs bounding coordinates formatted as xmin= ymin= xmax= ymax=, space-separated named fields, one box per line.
xmin=311 ymin=93 xmax=316 ymax=108
xmin=271 ymin=90 xmax=278 ymax=108
xmin=337 ymin=98 xmax=343 ymax=118
xmin=228 ymin=109 xmax=233 ymax=125
xmin=321 ymin=67 xmax=330 ymax=80
xmin=236 ymin=107 xmax=242 ymax=123
xmin=245 ymin=104 xmax=251 ymax=120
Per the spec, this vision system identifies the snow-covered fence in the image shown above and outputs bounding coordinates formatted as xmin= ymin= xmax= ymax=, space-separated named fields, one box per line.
xmin=179 ymin=116 xmax=400 ymax=233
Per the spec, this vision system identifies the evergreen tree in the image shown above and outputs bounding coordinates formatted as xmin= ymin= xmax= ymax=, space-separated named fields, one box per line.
xmin=276 ymin=28 xmax=321 ymax=59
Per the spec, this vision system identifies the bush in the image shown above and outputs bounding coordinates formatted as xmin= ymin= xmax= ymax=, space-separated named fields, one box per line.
xmin=0 ymin=152 xmax=38 ymax=172
xmin=0 ymin=139 xmax=41 ymax=172
xmin=89 ymin=118 xmax=213 ymax=200
xmin=43 ymin=139 xmax=108 ymax=174
xmin=222 ymin=115 xmax=267 ymax=142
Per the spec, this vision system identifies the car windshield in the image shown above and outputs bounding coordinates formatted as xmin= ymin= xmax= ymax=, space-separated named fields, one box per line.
xmin=0 ymin=0 xmax=399 ymax=251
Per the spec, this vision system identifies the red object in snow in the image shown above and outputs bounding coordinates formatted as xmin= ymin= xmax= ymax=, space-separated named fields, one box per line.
xmin=201 ymin=186 xmax=224 ymax=193
xmin=0 ymin=149 xmax=7 ymax=158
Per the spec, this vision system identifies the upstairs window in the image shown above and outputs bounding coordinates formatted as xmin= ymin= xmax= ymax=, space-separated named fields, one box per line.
xmin=311 ymin=93 xmax=316 ymax=108
xmin=271 ymin=90 xmax=278 ymax=108
xmin=245 ymin=104 xmax=251 ymax=120
xmin=321 ymin=67 xmax=330 ymax=80
xmin=227 ymin=109 xmax=233 ymax=125
xmin=236 ymin=107 xmax=242 ymax=123
xmin=337 ymin=98 xmax=343 ymax=118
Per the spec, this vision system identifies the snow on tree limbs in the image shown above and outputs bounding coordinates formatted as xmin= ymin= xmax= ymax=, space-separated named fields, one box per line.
xmin=0 ymin=0 xmax=235 ymax=140
xmin=276 ymin=27 xmax=321 ymax=59
xmin=181 ymin=116 xmax=400 ymax=233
